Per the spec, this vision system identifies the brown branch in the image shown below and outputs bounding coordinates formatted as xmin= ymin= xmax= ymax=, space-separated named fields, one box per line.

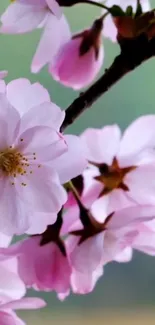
xmin=61 ymin=34 xmax=155 ymax=131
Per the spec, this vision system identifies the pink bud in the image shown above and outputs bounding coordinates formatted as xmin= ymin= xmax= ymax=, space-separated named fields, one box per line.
xmin=49 ymin=19 xmax=104 ymax=90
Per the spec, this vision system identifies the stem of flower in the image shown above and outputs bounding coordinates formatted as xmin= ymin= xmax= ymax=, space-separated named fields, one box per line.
xmin=79 ymin=0 xmax=110 ymax=11
xmin=68 ymin=181 xmax=83 ymax=207
xmin=68 ymin=181 xmax=91 ymax=227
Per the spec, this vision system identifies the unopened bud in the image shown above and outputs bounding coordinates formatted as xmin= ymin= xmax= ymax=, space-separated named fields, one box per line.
xmin=49 ymin=18 xmax=104 ymax=90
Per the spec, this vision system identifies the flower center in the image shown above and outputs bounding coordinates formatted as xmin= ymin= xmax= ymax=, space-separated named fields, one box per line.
xmin=0 ymin=148 xmax=25 ymax=176
xmin=94 ymin=157 xmax=136 ymax=196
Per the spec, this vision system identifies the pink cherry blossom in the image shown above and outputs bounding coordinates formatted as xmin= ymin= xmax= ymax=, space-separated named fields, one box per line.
xmin=0 ymin=297 xmax=46 ymax=325
xmin=0 ymin=235 xmax=71 ymax=298
xmin=0 ymin=1 xmax=71 ymax=74
xmin=50 ymin=19 xmax=104 ymax=89
xmin=64 ymin=200 xmax=155 ymax=274
xmin=0 ymin=79 xmax=86 ymax=235
xmin=103 ymin=0 xmax=151 ymax=42
xmin=81 ymin=116 xmax=155 ymax=220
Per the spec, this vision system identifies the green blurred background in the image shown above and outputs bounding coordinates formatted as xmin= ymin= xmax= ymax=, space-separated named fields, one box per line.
xmin=1 ymin=0 xmax=155 ymax=323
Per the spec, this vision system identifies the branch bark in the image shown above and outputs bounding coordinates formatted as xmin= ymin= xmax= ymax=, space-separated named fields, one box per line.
xmin=61 ymin=34 xmax=155 ymax=131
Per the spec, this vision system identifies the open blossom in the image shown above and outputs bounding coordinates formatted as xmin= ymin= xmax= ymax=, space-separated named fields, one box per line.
xmin=0 ymin=231 xmax=71 ymax=298
xmin=0 ymin=78 xmax=86 ymax=235
xmin=50 ymin=18 xmax=104 ymax=90
xmin=102 ymin=0 xmax=151 ymax=42
xmin=0 ymin=0 xmax=71 ymax=74
xmin=81 ymin=116 xmax=155 ymax=220
xmin=64 ymin=203 xmax=155 ymax=274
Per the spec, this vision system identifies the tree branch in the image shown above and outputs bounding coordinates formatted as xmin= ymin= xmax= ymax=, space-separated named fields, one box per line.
xmin=61 ymin=34 xmax=155 ymax=131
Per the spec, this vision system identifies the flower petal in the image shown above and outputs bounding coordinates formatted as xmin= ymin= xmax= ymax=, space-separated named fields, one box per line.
xmin=1 ymin=297 xmax=46 ymax=310
xmin=108 ymin=205 xmax=155 ymax=230
xmin=6 ymin=79 xmax=50 ymax=116
xmin=69 ymin=233 xmax=104 ymax=273
xmin=31 ymin=14 xmax=71 ymax=73
xmin=118 ymin=115 xmax=155 ymax=160
xmin=15 ymin=166 xmax=67 ymax=213
xmin=0 ymin=3 xmax=48 ymax=34
xmin=20 ymin=102 xmax=65 ymax=132
xmin=51 ymin=135 xmax=87 ymax=184
xmin=81 ymin=125 xmax=121 ymax=165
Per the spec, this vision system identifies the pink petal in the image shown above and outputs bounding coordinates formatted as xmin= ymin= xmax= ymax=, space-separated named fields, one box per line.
xmin=0 ymin=3 xmax=48 ymax=34
xmin=15 ymin=167 xmax=67 ymax=214
xmin=69 ymin=233 xmax=104 ymax=273
xmin=1 ymin=298 xmax=46 ymax=310
xmin=0 ymin=259 xmax=26 ymax=301
xmin=0 ymin=179 xmax=30 ymax=235
xmin=125 ymin=164 xmax=155 ymax=205
xmin=81 ymin=125 xmax=121 ymax=165
xmin=50 ymin=37 xmax=104 ymax=90
xmin=6 ymin=79 xmax=50 ymax=116
xmin=114 ymin=247 xmax=133 ymax=263
xmin=51 ymin=135 xmax=87 ymax=184
xmin=26 ymin=212 xmax=57 ymax=235
xmin=71 ymin=266 xmax=103 ymax=294
xmin=91 ymin=195 xmax=110 ymax=223
xmin=0 ymin=94 xmax=20 ymax=145
xmin=0 ymin=81 xmax=6 ymax=93
xmin=20 ymin=102 xmax=65 ymax=132
xmin=108 ymin=205 xmax=155 ymax=230
xmin=118 ymin=115 xmax=155 ymax=160
xmin=17 ymin=126 xmax=67 ymax=162
xmin=35 ymin=243 xmax=71 ymax=293
xmin=0 ymin=311 xmax=24 ymax=325
xmin=31 ymin=14 xmax=71 ymax=73
xmin=0 ymin=233 xmax=12 ymax=248
xmin=46 ymin=0 xmax=62 ymax=18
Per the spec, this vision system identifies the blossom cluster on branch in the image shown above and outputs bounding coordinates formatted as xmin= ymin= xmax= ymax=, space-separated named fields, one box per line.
xmin=0 ymin=0 xmax=155 ymax=324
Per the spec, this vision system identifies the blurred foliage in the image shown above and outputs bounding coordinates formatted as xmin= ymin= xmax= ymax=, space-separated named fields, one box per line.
xmin=1 ymin=0 xmax=155 ymax=313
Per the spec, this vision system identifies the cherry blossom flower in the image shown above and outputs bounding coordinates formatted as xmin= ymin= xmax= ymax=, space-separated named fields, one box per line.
xmin=0 ymin=1 xmax=71 ymax=74
xmin=50 ymin=18 xmax=104 ymax=89
xmin=65 ymin=204 xmax=155 ymax=273
xmin=81 ymin=116 xmax=155 ymax=220
xmin=102 ymin=0 xmax=151 ymax=42
xmin=0 ymin=230 xmax=71 ymax=298
xmin=0 ymin=79 xmax=86 ymax=235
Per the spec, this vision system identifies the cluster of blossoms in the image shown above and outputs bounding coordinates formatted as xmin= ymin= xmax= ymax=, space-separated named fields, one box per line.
xmin=0 ymin=0 xmax=155 ymax=324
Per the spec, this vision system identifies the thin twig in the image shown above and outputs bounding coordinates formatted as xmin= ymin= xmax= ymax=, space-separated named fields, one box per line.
xmin=61 ymin=34 xmax=155 ymax=131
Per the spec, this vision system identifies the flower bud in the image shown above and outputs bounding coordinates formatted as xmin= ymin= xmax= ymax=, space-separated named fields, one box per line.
xmin=49 ymin=18 xmax=104 ymax=90
xmin=113 ymin=11 xmax=155 ymax=39
xmin=113 ymin=16 xmax=136 ymax=38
